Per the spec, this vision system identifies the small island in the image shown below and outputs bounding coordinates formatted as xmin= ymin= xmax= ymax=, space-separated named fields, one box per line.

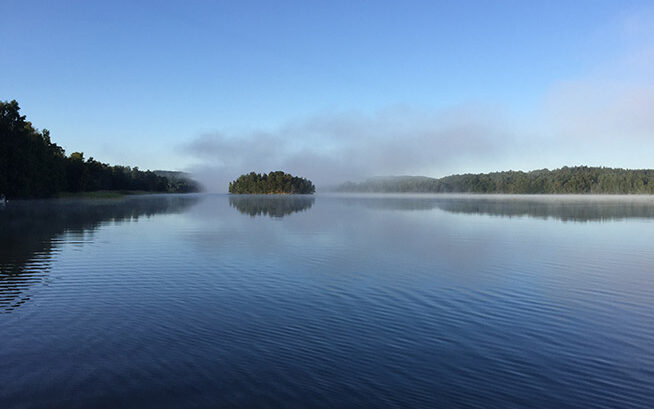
xmin=229 ymin=171 xmax=315 ymax=194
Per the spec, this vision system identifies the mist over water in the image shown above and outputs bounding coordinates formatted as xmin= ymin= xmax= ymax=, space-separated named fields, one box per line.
xmin=1 ymin=194 xmax=653 ymax=408
xmin=5 ymin=2 xmax=654 ymax=407
xmin=336 ymin=193 xmax=654 ymax=222
xmin=182 ymin=106 xmax=515 ymax=191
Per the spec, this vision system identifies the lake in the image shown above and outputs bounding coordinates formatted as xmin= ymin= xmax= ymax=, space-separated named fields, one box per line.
xmin=1 ymin=193 xmax=653 ymax=408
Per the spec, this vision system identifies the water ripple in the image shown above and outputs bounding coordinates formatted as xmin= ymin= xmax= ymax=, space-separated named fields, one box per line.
xmin=1 ymin=194 xmax=653 ymax=408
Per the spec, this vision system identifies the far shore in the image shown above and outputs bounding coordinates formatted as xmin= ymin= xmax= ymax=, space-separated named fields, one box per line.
xmin=319 ymin=192 xmax=654 ymax=201
xmin=54 ymin=190 xmax=175 ymax=199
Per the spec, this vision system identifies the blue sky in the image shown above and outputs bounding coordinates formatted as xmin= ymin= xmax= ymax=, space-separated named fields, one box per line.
xmin=2 ymin=1 xmax=653 ymax=189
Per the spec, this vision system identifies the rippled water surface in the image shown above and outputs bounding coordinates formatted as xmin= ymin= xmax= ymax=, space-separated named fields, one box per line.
xmin=1 ymin=194 xmax=654 ymax=408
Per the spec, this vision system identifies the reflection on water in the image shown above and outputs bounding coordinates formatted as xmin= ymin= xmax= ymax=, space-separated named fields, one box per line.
xmin=340 ymin=194 xmax=654 ymax=222
xmin=229 ymin=194 xmax=315 ymax=218
xmin=1 ymin=193 xmax=653 ymax=408
xmin=0 ymin=195 xmax=199 ymax=313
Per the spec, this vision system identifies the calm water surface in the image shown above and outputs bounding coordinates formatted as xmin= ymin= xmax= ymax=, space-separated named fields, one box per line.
xmin=1 ymin=194 xmax=653 ymax=408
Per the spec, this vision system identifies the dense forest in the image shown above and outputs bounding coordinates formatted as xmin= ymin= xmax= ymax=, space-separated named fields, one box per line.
xmin=229 ymin=171 xmax=315 ymax=194
xmin=336 ymin=167 xmax=654 ymax=194
xmin=153 ymin=170 xmax=201 ymax=194
xmin=0 ymin=100 xmax=200 ymax=198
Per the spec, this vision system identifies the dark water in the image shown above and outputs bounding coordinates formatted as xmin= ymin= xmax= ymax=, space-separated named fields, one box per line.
xmin=1 ymin=194 xmax=653 ymax=409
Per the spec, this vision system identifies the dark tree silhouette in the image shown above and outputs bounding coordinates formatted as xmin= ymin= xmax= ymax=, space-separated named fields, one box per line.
xmin=0 ymin=100 xmax=200 ymax=198
xmin=229 ymin=171 xmax=315 ymax=194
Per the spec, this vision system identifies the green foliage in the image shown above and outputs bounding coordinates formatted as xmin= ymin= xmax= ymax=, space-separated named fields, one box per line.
xmin=0 ymin=100 xmax=201 ymax=198
xmin=336 ymin=167 xmax=654 ymax=194
xmin=229 ymin=171 xmax=315 ymax=194
xmin=153 ymin=170 xmax=202 ymax=193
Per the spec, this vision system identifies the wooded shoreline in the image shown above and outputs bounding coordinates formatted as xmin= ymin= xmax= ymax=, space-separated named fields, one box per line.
xmin=335 ymin=167 xmax=654 ymax=194
xmin=1 ymin=100 xmax=200 ymax=199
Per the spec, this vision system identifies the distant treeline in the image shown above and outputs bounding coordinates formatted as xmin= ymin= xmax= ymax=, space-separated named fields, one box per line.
xmin=229 ymin=171 xmax=315 ymax=194
xmin=0 ymin=100 xmax=200 ymax=198
xmin=336 ymin=167 xmax=654 ymax=194
xmin=153 ymin=170 xmax=202 ymax=194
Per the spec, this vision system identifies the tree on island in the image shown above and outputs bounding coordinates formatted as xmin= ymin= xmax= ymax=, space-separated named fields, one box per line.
xmin=229 ymin=171 xmax=315 ymax=194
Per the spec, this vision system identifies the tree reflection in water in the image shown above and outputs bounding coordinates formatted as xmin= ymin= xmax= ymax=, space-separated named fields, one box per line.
xmin=0 ymin=195 xmax=199 ymax=313
xmin=340 ymin=195 xmax=654 ymax=222
xmin=229 ymin=195 xmax=315 ymax=218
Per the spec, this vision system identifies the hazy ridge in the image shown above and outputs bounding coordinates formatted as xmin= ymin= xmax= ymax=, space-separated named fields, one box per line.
xmin=335 ymin=166 xmax=654 ymax=194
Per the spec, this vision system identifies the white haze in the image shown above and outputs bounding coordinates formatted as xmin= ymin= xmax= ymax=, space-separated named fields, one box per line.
xmin=181 ymin=9 xmax=654 ymax=192
xmin=183 ymin=105 xmax=521 ymax=191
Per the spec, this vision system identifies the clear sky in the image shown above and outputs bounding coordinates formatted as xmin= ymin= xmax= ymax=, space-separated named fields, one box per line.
xmin=2 ymin=1 xmax=653 ymax=190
